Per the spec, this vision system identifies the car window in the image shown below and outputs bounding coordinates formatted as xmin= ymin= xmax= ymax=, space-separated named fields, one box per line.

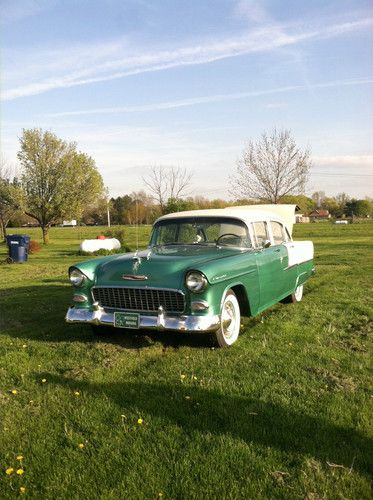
xmin=271 ymin=221 xmax=286 ymax=245
xmin=253 ymin=221 xmax=268 ymax=248
xmin=151 ymin=217 xmax=253 ymax=248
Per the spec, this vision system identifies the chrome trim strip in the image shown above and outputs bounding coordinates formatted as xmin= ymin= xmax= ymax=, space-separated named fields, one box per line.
xmin=65 ymin=307 xmax=220 ymax=333
xmin=121 ymin=275 xmax=148 ymax=280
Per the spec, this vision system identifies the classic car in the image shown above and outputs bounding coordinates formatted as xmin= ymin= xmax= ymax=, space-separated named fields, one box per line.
xmin=66 ymin=205 xmax=314 ymax=347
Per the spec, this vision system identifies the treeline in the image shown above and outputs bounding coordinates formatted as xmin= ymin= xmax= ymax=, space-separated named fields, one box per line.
xmin=82 ymin=192 xmax=373 ymax=226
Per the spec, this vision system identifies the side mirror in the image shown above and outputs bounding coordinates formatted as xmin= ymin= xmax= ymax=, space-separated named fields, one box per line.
xmin=263 ymin=240 xmax=271 ymax=248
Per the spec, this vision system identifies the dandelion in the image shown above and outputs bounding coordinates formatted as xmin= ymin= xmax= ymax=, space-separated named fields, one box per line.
xmin=16 ymin=455 xmax=24 ymax=461
xmin=11 ymin=389 xmax=17 ymax=395
xmin=180 ymin=374 xmax=186 ymax=380
xmin=41 ymin=378 xmax=47 ymax=383
xmin=193 ymin=376 xmax=197 ymax=381
xmin=20 ymin=487 xmax=26 ymax=494
xmin=5 ymin=467 xmax=14 ymax=475
xmin=22 ymin=344 xmax=27 ymax=348
xmin=137 ymin=418 xmax=143 ymax=425
xmin=16 ymin=469 xmax=24 ymax=476
xmin=74 ymin=391 xmax=80 ymax=396
xmin=78 ymin=443 xmax=84 ymax=449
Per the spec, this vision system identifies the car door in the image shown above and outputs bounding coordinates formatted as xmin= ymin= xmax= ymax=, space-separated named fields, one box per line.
xmin=268 ymin=220 xmax=295 ymax=298
xmin=252 ymin=221 xmax=286 ymax=309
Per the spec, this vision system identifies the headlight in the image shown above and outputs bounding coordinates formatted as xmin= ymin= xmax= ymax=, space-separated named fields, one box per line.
xmin=69 ymin=268 xmax=86 ymax=287
xmin=185 ymin=271 xmax=208 ymax=293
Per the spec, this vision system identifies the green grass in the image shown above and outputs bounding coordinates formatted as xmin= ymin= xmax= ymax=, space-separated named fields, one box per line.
xmin=0 ymin=223 xmax=372 ymax=499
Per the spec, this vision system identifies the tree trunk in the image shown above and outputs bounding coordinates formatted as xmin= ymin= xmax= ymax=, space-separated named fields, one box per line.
xmin=42 ymin=225 xmax=49 ymax=244
xmin=0 ymin=217 xmax=6 ymax=241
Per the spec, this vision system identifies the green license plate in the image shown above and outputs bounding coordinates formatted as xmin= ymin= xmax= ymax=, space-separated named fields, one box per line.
xmin=114 ymin=312 xmax=140 ymax=329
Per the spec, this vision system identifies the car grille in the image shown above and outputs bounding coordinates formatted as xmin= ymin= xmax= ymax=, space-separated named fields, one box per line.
xmin=92 ymin=287 xmax=185 ymax=313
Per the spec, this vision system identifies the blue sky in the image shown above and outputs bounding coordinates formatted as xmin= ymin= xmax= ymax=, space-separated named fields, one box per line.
xmin=1 ymin=0 xmax=372 ymax=199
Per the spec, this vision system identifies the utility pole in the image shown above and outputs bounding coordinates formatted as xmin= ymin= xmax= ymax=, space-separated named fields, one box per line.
xmin=107 ymin=197 xmax=111 ymax=227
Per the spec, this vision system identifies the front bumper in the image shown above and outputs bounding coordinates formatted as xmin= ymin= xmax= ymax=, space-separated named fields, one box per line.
xmin=65 ymin=306 xmax=221 ymax=333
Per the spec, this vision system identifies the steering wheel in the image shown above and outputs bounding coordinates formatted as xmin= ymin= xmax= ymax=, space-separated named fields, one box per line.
xmin=216 ymin=233 xmax=243 ymax=246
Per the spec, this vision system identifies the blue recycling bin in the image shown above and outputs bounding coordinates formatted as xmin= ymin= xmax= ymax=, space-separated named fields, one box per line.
xmin=6 ymin=235 xmax=30 ymax=263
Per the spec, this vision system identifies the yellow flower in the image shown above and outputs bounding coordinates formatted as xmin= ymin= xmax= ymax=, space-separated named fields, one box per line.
xmin=11 ymin=389 xmax=17 ymax=395
xmin=78 ymin=443 xmax=84 ymax=449
xmin=16 ymin=455 xmax=24 ymax=461
xmin=137 ymin=418 xmax=143 ymax=425
xmin=20 ymin=487 xmax=26 ymax=494
xmin=41 ymin=378 xmax=47 ymax=383
xmin=5 ymin=467 xmax=14 ymax=475
xmin=180 ymin=374 xmax=186 ymax=380
xmin=16 ymin=469 xmax=24 ymax=476
xmin=22 ymin=344 xmax=27 ymax=348
xmin=74 ymin=391 xmax=80 ymax=396
xmin=185 ymin=396 xmax=191 ymax=400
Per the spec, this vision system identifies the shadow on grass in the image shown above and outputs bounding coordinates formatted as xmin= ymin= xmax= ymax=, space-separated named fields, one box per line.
xmin=45 ymin=374 xmax=373 ymax=478
xmin=0 ymin=284 xmax=214 ymax=349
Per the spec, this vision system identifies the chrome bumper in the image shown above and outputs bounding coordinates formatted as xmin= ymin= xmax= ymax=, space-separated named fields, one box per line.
xmin=65 ymin=306 xmax=221 ymax=333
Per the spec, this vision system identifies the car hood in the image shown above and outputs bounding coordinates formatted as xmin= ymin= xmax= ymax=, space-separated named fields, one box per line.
xmin=93 ymin=245 xmax=247 ymax=289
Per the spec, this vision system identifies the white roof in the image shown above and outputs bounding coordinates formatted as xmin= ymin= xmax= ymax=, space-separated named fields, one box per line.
xmin=156 ymin=204 xmax=297 ymax=235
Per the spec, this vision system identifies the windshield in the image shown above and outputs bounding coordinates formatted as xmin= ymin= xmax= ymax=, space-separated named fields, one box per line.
xmin=150 ymin=217 xmax=252 ymax=248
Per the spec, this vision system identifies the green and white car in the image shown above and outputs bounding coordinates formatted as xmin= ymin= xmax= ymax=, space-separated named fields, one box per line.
xmin=66 ymin=205 xmax=314 ymax=347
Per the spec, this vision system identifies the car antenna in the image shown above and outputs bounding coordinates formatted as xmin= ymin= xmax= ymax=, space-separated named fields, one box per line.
xmin=135 ymin=197 xmax=139 ymax=253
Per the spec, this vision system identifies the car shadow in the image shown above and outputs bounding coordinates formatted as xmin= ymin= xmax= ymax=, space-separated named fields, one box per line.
xmin=0 ymin=284 xmax=214 ymax=349
xmin=41 ymin=374 xmax=373 ymax=478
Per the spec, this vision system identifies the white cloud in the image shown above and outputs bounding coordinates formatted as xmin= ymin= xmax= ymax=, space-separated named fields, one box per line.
xmin=2 ymin=17 xmax=372 ymax=101
xmin=44 ymin=77 xmax=373 ymax=117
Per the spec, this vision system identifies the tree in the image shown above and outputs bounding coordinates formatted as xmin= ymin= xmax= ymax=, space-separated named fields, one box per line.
xmin=312 ymin=191 xmax=326 ymax=208
xmin=143 ymin=166 xmax=193 ymax=214
xmin=231 ymin=129 xmax=311 ymax=203
xmin=18 ymin=129 xmax=104 ymax=243
xmin=0 ymin=160 xmax=24 ymax=240
xmin=345 ymin=199 xmax=372 ymax=218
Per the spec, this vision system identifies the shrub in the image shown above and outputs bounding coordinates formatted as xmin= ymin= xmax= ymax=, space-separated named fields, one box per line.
xmin=104 ymin=228 xmax=126 ymax=245
xmin=28 ymin=240 xmax=41 ymax=254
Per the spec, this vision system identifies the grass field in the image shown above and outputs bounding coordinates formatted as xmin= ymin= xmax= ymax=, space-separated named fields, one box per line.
xmin=0 ymin=223 xmax=372 ymax=499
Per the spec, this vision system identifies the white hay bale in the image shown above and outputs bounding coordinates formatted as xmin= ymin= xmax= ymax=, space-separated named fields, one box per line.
xmin=80 ymin=238 xmax=121 ymax=253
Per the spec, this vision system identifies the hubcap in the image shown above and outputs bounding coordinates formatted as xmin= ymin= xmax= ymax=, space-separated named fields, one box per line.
xmin=222 ymin=300 xmax=236 ymax=339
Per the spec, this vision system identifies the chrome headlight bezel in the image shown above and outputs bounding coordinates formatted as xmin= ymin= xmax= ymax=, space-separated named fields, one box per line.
xmin=69 ymin=268 xmax=86 ymax=287
xmin=185 ymin=271 xmax=208 ymax=293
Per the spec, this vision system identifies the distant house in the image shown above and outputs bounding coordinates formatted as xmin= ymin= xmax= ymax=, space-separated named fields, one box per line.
xmin=295 ymin=213 xmax=310 ymax=223
xmin=308 ymin=209 xmax=331 ymax=221
xmin=63 ymin=219 xmax=77 ymax=227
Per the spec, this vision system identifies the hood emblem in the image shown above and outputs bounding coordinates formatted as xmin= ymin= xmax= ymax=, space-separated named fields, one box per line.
xmin=132 ymin=254 xmax=141 ymax=273
xmin=122 ymin=274 xmax=148 ymax=281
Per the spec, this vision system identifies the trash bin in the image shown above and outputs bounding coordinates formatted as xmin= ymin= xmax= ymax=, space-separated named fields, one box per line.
xmin=6 ymin=235 xmax=30 ymax=263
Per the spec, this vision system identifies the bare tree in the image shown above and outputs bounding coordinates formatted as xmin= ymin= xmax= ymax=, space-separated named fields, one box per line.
xmin=230 ymin=129 xmax=311 ymax=203
xmin=143 ymin=166 xmax=193 ymax=213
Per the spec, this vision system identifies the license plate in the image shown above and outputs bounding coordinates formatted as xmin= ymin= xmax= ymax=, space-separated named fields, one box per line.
xmin=114 ymin=312 xmax=140 ymax=329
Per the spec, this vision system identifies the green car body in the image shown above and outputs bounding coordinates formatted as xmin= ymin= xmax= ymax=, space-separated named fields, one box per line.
xmin=66 ymin=205 xmax=314 ymax=347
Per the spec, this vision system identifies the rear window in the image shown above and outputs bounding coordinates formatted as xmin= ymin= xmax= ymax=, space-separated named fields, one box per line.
xmin=270 ymin=221 xmax=287 ymax=245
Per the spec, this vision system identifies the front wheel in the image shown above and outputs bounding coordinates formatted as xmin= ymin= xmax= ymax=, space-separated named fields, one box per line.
xmin=214 ymin=290 xmax=241 ymax=347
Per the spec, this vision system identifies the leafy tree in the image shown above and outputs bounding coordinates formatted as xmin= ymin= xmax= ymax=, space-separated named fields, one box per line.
xmin=18 ymin=129 xmax=104 ymax=243
xmin=231 ymin=129 xmax=311 ymax=203
xmin=0 ymin=161 xmax=24 ymax=240
xmin=164 ymin=197 xmax=196 ymax=214
xmin=280 ymin=194 xmax=315 ymax=214
xmin=345 ymin=199 xmax=372 ymax=218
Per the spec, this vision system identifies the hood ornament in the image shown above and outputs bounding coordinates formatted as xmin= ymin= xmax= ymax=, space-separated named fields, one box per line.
xmin=132 ymin=253 xmax=141 ymax=273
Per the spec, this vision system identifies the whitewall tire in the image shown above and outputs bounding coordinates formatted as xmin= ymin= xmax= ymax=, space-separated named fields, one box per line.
xmin=214 ymin=290 xmax=241 ymax=347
